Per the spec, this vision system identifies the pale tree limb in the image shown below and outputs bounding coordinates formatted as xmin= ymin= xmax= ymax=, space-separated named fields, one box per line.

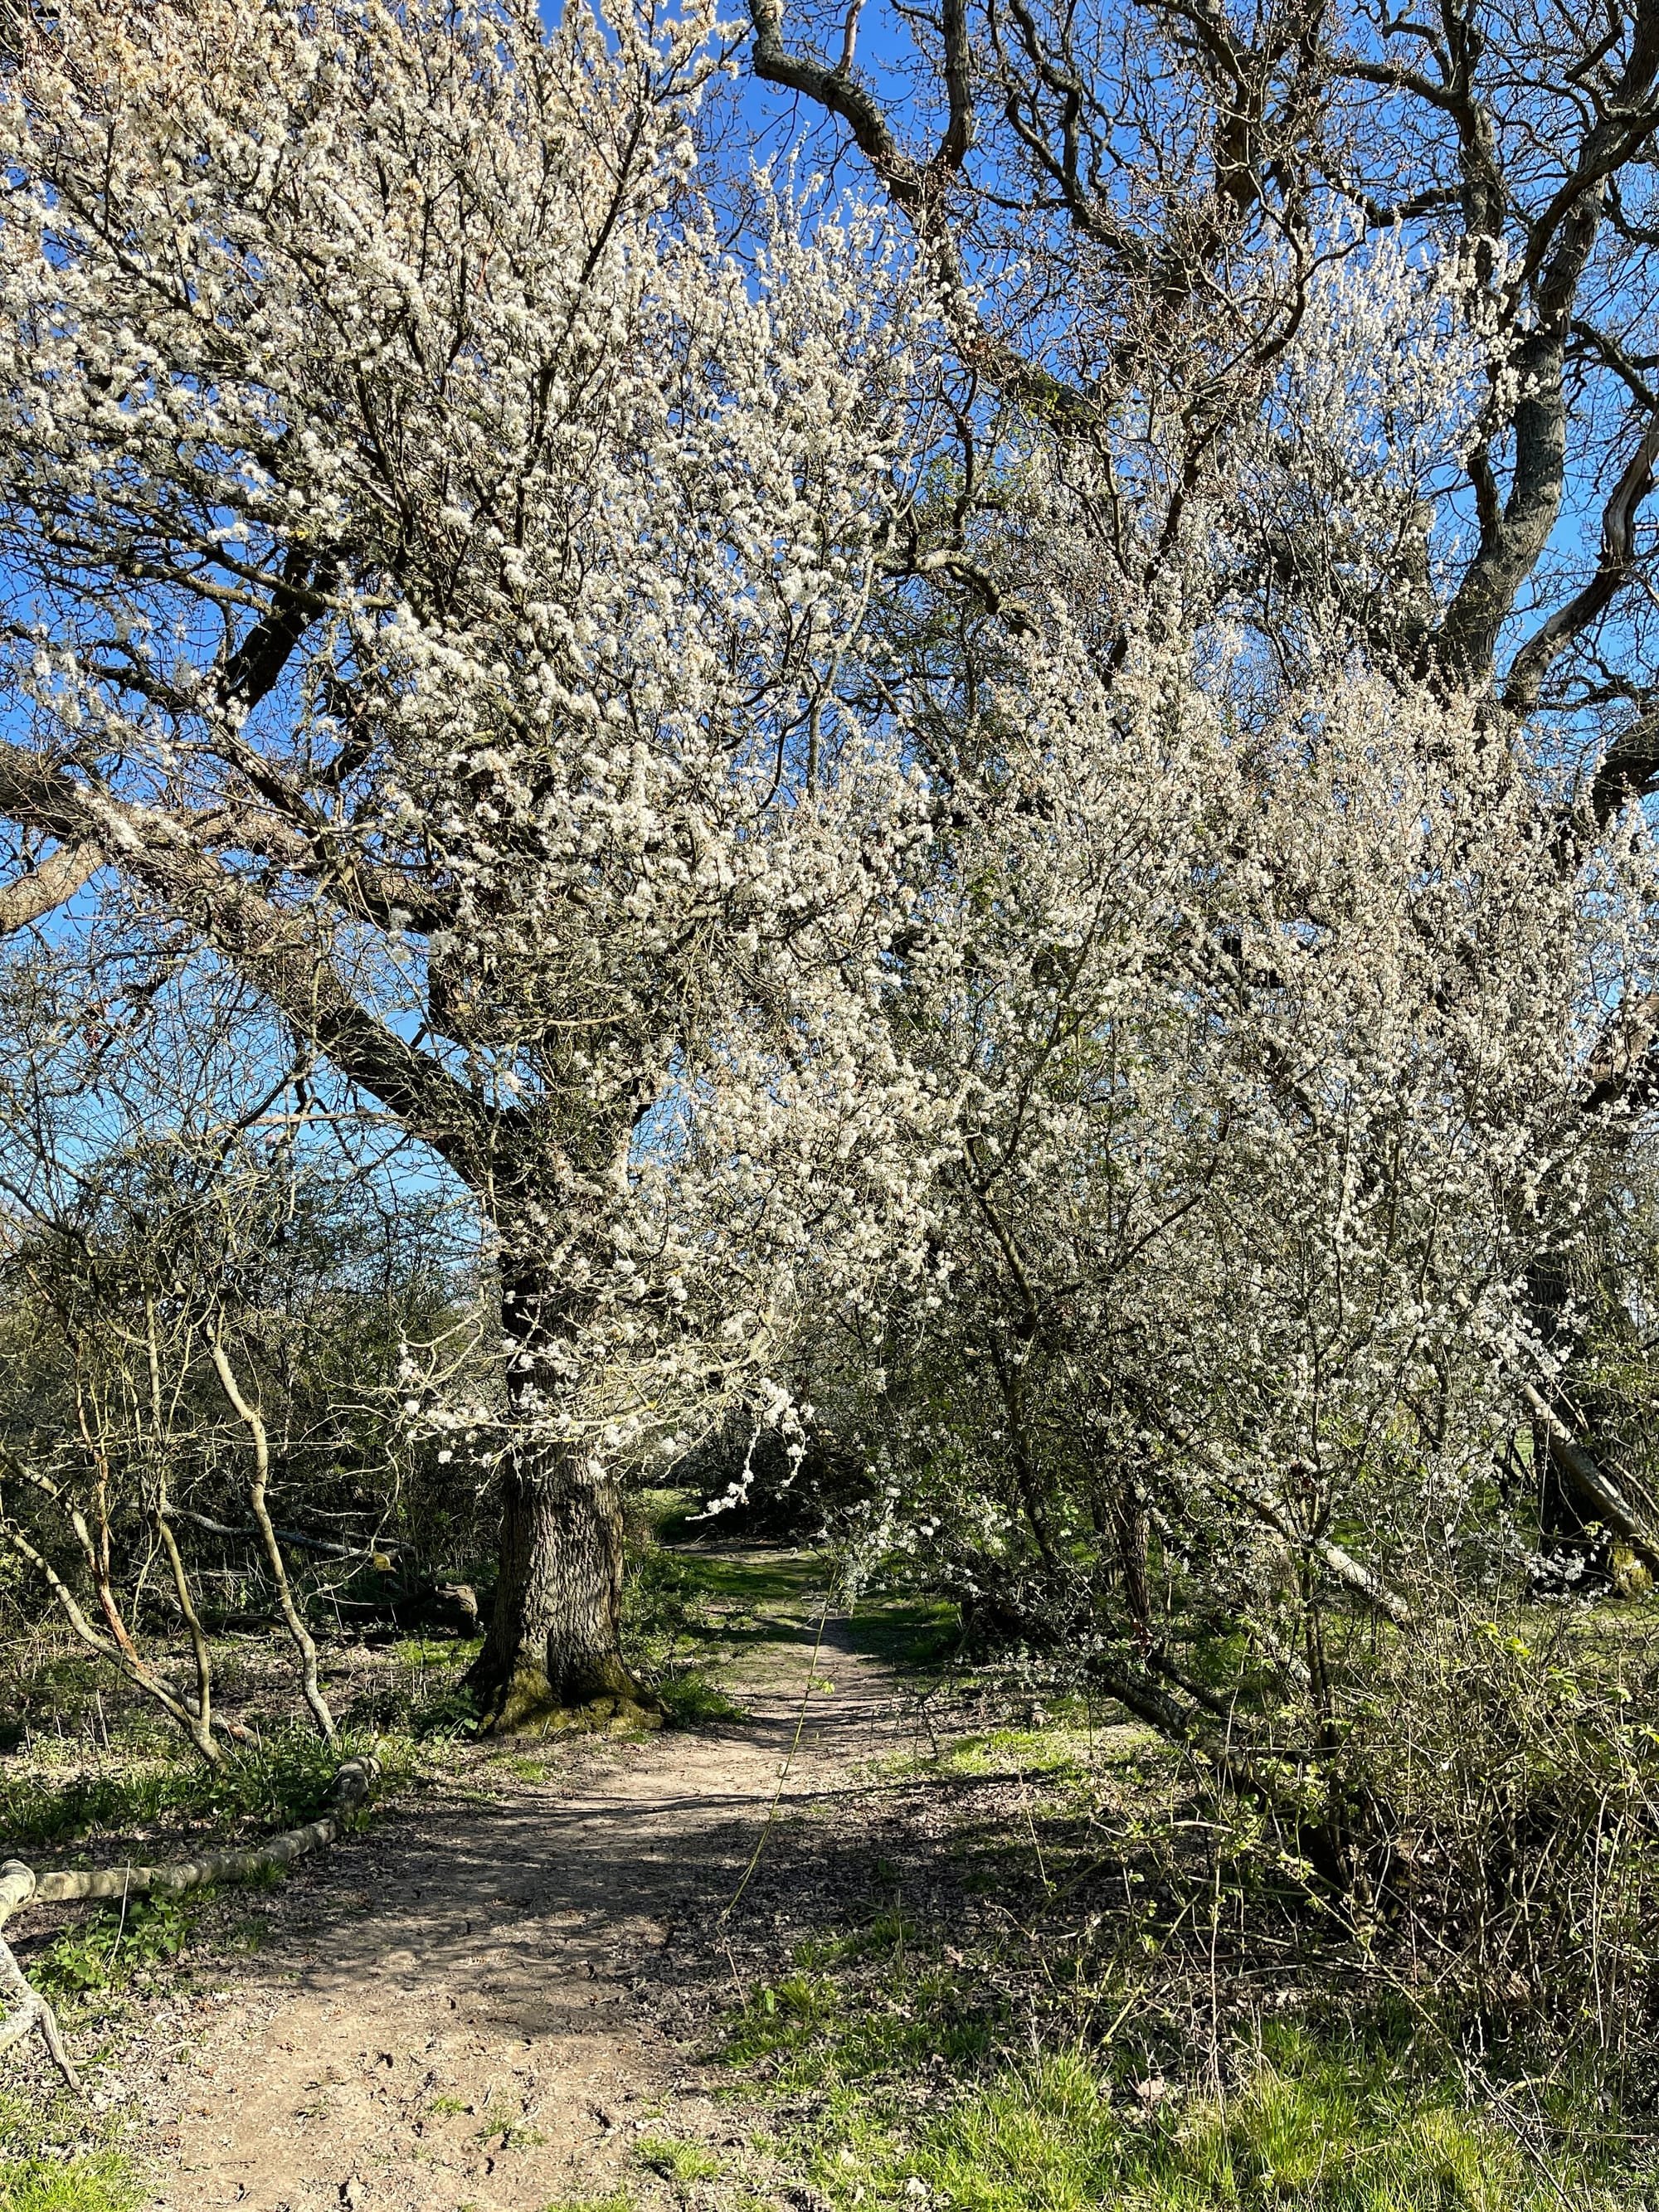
xmin=1516 ymin=1377 xmax=1659 ymax=1576
xmin=158 ymin=1502 xmax=367 ymax=1558
xmin=0 ymin=1504 xmax=226 ymax=1765
xmin=0 ymin=1864 xmax=80 ymax=2093
xmin=1160 ymin=1429 xmax=1420 ymax=1630
xmin=208 ymin=1334 xmax=338 ymax=1745
xmin=0 ymin=839 xmax=101 ymax=936
xmin=1228 ymin=1477 xmax=1418 ymax=1632
xmin=154 ymin=1511 xmax=213 ymax=1745
xmin=146 ymin=1296 xmax=213 ymax=1743
xmin=0 ymin=1759 xmax=378 ymax=2091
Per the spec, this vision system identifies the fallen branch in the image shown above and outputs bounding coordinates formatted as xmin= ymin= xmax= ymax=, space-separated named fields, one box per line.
xmin=0 ymin=1757 xmax=378 ymax=2087
xmin=0 ymin=1863 xmax=80 ymax=2093
xmin=154 ymin=1503 xmax=411 ymax=1566
xmin=1518 ymin=1378 xmax=1659 ymax=1577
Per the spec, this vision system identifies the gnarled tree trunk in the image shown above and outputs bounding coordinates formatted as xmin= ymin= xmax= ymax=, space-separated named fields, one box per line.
xmin=465 ymin=1446 xmax=659 ymax=1732
xmin=462 ymin=1273 xmax=660 ymax=1735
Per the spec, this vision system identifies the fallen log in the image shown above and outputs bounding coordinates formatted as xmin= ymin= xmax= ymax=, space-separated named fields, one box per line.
xmin=0 ymin=1756 xmax=378 ymax=2088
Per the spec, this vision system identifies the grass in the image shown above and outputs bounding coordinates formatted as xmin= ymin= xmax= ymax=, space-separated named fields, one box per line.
xmin=844 ymin=1592 xmax=963 ymax=1669
xmin=738 ymin=2001 xmax=1646 ymax=2212
xmin=0 ymin=2086 xmax=138 ymax=2212
xmin=0 ymin=1722 xmax=381 ymax=1858
xmin=621 ymin=1535 xmax=820 ymax=1723
xmin=720 ymin=1890 xmax=1650 ymax=2212
xmin=0 ymin=2156 xmax=137 ymax=2212
xmin=635 ymin=2135 xmax=722 ymax=2184
xmin=833 ymin=2033 xmax=1621 ymax=2212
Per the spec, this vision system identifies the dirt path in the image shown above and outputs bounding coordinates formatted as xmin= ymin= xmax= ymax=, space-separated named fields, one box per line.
xmin=148 ymin=1603 xmax=911 ymax=2212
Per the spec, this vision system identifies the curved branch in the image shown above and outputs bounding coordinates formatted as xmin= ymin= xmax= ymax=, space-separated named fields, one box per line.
xmin=1505 ymin=414 xmax=1659 ymax=712
xmin=0 ymin=839 xmax=102 ymax=935
xmin=0 ymin=739 xmax=504 ymax=1189
xmin=0 ymin=1758 xmax=379 ymax=2091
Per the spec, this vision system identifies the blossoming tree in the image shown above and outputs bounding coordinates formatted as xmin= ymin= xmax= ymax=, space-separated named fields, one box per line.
xmin=0 ymin=0 xmax=938 ymax=1729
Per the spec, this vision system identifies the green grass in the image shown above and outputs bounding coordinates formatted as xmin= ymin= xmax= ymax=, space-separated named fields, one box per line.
xmin=845 ymin=1592 xmax=963 ymax=1668
xmin=0 ymin=1723 xmax=371 ymax=1856
xmin=0 ymin=2156 xmax=136 ymax=2212
xmin=838 ymin=2033 xmax=1629 ymax=2212
xmin=634 ymin=2135 xmax=722 ymax=2183
xmin=726 ymin=1914 xmax=1002 ymax=2087
xmin=620 ymin=1537 xmax=821 ymax=1723
xmin=721 ymin=1908 xmax=1645 ymax=2212
xmin=654 ymin=1670 xmax=749 ymax=1725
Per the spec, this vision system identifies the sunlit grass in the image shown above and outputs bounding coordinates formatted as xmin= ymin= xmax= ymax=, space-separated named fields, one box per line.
xmin=725 ymin=1908 xmax=1642 ymax=2212
xmin=635 ymin=2134 xmax=722 ymax=2183
xmin=883 ymin=2037 xmax=1581 ymax=2212
xmin=0 ymin=1716 xmax=422 ymax=1860
xmin=0 ymin=2155 xmax=137 ymax=2212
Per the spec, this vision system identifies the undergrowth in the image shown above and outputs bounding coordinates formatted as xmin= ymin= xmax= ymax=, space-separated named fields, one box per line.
xmin=0 ymin=2081 xmax=137 ymax=2212
xmin=715 ymin=1675 xmax=1659 ymax=2212
xmin=728 ymin=1936 xmax=1652 ymax=2210
xmin=834 ymin=2034 xmax=1635 ymax=2212
xmin=0 ymin=1716 xmax=426 ymax=1865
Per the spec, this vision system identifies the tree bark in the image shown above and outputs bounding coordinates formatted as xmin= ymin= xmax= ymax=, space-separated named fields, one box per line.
xmin=462 ymin=1274 xmax=661 ymax=1735
xmin=464 ymin=1445 xmax=657 ymax=1733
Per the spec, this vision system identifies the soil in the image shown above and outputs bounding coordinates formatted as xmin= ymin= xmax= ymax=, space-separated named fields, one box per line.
xmin=133 ymin=1592 xmax=922 ymax=2211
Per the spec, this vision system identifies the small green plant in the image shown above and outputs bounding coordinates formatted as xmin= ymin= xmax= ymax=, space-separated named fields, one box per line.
xmin=34 ymin=1889 xmax=206 ymax=1999
xmin=541 ymin=2195 xmax=635 ymax=2212
xmin=500 ymin=1753 xmax=555 ymax=1782
xmin=0 ymin=2153 xmax=136 ymax=2211
xmin=654 ymin=1672 xmax=748 ymax=1727
xmin=634 ymin=2135 xmax=722 ymax=2184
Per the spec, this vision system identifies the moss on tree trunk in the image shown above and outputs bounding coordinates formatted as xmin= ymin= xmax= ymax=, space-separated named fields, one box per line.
xmin=464 ymin=1442 xmax=659 ymax=1736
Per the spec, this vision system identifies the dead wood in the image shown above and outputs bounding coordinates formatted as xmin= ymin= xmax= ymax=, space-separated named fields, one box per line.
xmin=0 ymin=1755 xmax=378 ymax=2091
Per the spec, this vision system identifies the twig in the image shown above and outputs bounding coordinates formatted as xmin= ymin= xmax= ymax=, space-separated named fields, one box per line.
xmin=721 ymin=1593 xmax=834 ymax=1923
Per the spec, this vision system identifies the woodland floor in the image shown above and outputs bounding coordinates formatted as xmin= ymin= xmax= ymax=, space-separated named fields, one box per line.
xmin=147 ymin=1591 xmax=908 ymax=2211
xmin=7 ymin=1549 xmax=1641 ymax=2212
xmin=8 ymin=1548 xmax=1041 ymax=2212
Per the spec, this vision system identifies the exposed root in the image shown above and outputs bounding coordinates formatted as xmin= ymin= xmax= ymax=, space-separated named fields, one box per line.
xmin=470 ymin=1660 xmax=664 ymax=1739
xmin=0 ymin=1756 xmax=379 ymax=2088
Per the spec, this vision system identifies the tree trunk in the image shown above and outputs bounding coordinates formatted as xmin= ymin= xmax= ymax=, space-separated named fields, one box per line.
xmin=464 ymin=1445 xmax=658 ymax=1733
xmin=462 ymin=1271 xmax=661 ymax=1736
xmin=1522 ymin=1253 xmax=1659 ymax=1581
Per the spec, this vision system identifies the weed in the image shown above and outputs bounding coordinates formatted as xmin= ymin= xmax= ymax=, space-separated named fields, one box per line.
xmin=542 ymin=2197 xmax=635 ymax=2212
xmin=846 ymin=1595 xmax=961 ymax=1669
xmin=722 ymin=1903 xmax=1648 ymax=2211
xmin=654 ymin=1672 xmax=749 ymax=1727
xmin=34 ymin=1889 xmax=207 ymax=2000
xmin=393 ymin=1636 xmax=474 ymax=1670
xmin=634 ymin=2135 xmax=722 ymax=2184
xmin=500 ymin=1754 xmax=555 ymax=1782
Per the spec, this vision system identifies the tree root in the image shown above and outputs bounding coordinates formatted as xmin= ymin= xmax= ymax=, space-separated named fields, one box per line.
xmin=469 ymin=1655 xmax=664 ymax=1739
xmin=0 ymin=1755 xmax=379 ymax=2090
